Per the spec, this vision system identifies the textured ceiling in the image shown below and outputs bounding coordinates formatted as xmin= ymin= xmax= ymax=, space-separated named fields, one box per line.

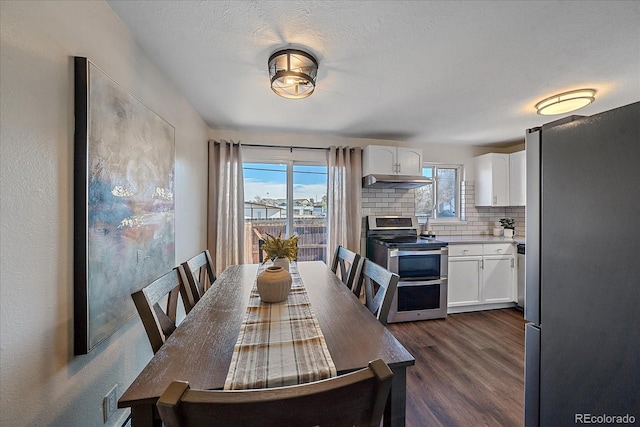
xmin=106 ymin=0 xmax=640 ymax=146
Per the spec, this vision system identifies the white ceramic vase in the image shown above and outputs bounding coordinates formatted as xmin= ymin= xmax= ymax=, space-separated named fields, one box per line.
xmin=256 ymin=266 xmax=292 ymax=303
xmin=273 ymin=257 xmax=290 ymax=271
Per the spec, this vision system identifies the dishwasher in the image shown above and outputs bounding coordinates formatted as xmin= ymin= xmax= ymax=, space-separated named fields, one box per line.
xmin=517 ymin=243 xmax=525 ymax=309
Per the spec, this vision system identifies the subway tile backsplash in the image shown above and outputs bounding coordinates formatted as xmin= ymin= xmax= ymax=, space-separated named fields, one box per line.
xmin=361 ymin=182 xmax=525 ymax=237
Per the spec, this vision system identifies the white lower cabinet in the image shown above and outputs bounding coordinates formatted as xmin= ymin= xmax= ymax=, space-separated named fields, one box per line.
xmin=448 ymin=257 xmax=482 ymax=305
xmin=448 ymin=243 xmax=516 ymax=312
xmin=482 ymin=255 xmax=515 ymax=303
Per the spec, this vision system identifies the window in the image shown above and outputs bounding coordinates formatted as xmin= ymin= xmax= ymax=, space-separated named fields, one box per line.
xmin=243 ymin=160 xmax=327 ymax=263
xmin=415 ymin=164 xmax=462 ymax=221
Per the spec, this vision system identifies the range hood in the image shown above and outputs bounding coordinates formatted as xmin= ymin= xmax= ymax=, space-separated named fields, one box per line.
xmin=362 ymin=174 xmax=432 ymax=189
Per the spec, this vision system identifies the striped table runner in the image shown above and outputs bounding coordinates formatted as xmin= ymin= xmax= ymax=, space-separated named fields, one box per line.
xmin=224 ymin=263 xmax=337 ymax=390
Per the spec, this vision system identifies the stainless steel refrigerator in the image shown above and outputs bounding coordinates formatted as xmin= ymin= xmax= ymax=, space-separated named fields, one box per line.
xmin=524 ymin=101 xmax=640 ymax=426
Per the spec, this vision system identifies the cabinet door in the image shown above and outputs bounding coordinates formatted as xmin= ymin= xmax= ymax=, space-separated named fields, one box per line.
xmin=474 ymin=154 xmax=493 ymax=206
xmin=363 ymin=146 xmax=396 ymax=175
xmin=474 ymin=153 xmax=510 ymax=206
xmin=491 ymin=154 xmax=510 ymax=206
xmin=448 ymin=257 xmax=482 ymax=306
xmin=396 ymin=147 xmax=422 ymax=175
xmin=482 ymin=255 xmax=515 ymax=303
xmin=509 ymin=150 xmax=526 ymax=206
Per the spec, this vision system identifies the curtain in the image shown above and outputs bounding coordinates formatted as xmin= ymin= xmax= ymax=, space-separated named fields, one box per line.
xmin=326 ymin=146 xmax=363 ymax=261
xmin=208 ymin=140 xmax=244 ymax=275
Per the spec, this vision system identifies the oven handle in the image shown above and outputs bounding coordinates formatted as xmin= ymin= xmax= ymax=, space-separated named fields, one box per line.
xmin=389 ymin=248 xmax=447 ymax=257
xmin=397 ymin=278 xmax=448 ymax=286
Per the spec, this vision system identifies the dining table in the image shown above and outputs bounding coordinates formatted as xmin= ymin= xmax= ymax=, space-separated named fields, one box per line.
xmin=118 ymin=261 xmax=415 ymax=427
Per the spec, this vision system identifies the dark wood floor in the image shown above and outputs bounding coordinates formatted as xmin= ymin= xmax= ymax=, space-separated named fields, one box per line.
xmin=387 ymin=308 xmax=526 ymax=427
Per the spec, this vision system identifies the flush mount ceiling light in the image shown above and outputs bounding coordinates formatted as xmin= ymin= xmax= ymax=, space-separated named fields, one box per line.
xmin=268 ymin=49 xmax=318 ymax=99
xmin=535 ymin=89 xmax=596 ymax=115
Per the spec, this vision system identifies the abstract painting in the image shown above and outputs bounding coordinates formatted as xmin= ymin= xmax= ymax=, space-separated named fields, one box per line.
xmin=74 ymin=57 xmax=175 ymax=354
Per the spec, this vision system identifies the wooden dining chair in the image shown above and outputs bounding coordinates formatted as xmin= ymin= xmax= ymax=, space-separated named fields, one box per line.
xmin=181 ymin=249 xmax=216 ymax=311
xmin=357 ymin=259 xmax=400 ymax=326
xmin=330 ymin=245 xmax=364 ymax=292
xmin=131 ymin=266 xmax=192 ymax=354
xmin=156 ymin=358 xmax=393 ymax=427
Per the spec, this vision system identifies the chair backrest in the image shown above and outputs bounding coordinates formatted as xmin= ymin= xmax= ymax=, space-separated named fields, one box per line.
xmin=253 ymin=229 xmax=266 ymax=263
xmin=156 ymin=359 xmax=393 ymax=427
xmin=358 ymin=260 xmax=400 ymax=325
xmin=330 ymin=245 xmax=364 ymax=292
xmin=181 ymin=250 xmax=216 ymax=311
xmin=258 ymin=238 xmax=266 ymax=263
xmin=131 ymin=266 xmax=191 ymax=354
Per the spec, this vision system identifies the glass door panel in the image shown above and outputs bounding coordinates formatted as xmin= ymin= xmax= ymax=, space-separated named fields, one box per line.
xmin=243 ymin=163 xmax=287 ymax=263
xmin=293 ymin=165 xmax=327 ymax=262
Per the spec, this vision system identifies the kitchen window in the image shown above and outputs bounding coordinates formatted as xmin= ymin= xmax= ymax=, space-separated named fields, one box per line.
xmin=242 ymin=148 xmax=328 ymax=263
xmin=415 ymin=164 xmax=462 ymax=222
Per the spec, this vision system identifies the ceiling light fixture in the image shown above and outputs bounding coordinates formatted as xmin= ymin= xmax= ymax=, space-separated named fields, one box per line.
xmin=268 ymin=49 xmax=318 ymax=99
xmin=535 ymin=89 xmax=596 ymax=115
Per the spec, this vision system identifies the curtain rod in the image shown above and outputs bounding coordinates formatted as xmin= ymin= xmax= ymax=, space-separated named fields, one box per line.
xmin=214 ymin=141 xmax=356 ymax=152
xmin=241 ymin=143 xmax=330 ymax=152
xmin=242 ymin=143 xmax=357 ymax=153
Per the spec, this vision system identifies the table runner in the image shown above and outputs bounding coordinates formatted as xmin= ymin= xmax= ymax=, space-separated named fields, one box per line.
xmin=224 ymin=263 xmax=337 ymax=390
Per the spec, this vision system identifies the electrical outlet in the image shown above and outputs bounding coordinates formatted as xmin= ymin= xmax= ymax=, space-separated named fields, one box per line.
xmin=103 ymin=384 xmax=118 ymax=423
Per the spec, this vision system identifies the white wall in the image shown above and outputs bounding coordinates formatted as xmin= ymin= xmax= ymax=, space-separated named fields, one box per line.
xmin=0 ymin=1 xmax=209 ymax=425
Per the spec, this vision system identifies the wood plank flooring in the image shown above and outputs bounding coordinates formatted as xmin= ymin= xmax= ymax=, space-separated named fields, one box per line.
xmin=386 ymin=308 xmax=526 ymax=427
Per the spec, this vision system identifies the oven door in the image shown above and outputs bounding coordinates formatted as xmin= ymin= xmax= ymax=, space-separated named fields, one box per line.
xmin=387 ymin=248 xmax=448 ymax=280
xmin=388 ymin=280 xmax=448 ymax=322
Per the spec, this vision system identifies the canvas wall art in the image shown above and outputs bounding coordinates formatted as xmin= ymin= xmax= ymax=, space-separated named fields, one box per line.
xmin=74 ymin=57 xmax=175 ymax=354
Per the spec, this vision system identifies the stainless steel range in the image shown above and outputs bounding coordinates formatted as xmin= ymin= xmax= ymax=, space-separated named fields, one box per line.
xmin=366 ymin=216 xmax=448 ymax=322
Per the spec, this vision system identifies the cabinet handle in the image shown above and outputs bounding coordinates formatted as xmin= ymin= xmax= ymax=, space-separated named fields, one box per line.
xmin=497 ymin=248 xmax=502 ymax=253
xmin=511 ymin=258 xmax=515 ymax=268
xmin=480 ymin=259 xmax=484 ymax=269
xmin=493 ymin=195 xmax=497 ymax=204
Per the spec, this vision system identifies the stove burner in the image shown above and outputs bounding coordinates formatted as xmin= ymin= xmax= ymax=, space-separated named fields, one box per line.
xmin=377 ymin=236 xmax=421 ymax=244
xmin=370 ymin=236 xmax=446 ymax=249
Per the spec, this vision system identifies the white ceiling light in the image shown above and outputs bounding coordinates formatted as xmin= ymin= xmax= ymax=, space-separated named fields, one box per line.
xmin=535 ymin=89 xmax=596 ymax=115
xmin=268 ymin=49 xmax=318 ymax=99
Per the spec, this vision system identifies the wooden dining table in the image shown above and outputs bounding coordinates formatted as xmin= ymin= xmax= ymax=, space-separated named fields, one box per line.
xmin=118 ymin=261 xmax=415 ymax=427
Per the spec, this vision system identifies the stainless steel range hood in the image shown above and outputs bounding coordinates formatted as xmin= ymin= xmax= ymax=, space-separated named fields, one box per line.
xmin=362 ymin=174 xmax=432 ymax=189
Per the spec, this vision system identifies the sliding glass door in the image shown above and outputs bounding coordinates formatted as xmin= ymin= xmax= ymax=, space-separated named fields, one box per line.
xmin=243 ymin=161 xmax=327 ymax=263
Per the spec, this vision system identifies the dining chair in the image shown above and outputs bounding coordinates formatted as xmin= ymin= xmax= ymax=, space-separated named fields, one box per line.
xmin=156 ymin=358 xmax=393 ymax=427
xmin=357 ymin=259 xmax=400 ymax=326
xmin=181 ymin=249 xmax=216 ymax=311
xmin=131 ymin=266 xmax=192 ymax=354
xmin=330 ymin=245 xmax=364 ymax=292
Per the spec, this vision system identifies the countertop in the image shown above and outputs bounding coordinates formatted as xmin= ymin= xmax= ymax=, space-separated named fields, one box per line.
xmin=429 ymin=235 xmax=525 ymax=245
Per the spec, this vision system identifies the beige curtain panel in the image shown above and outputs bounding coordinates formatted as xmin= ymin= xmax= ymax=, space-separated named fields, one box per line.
xmin=326 ymin=146 xmax=362 ymax=261
xmin=208 ymin=140 xmax=245 ymax=275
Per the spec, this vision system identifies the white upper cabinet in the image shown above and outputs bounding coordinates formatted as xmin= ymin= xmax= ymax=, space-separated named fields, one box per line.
xmin=474 ymin=151 xmax=525 ymax=207
xmin=509 ymin=150 xmax=526 ymax=206
xmin=474 ymin=153 xmax=510 ymax=206
xmin=395 ymin=148 xmax=423 ymax=175
xmin=363 ymin=146 xmax=423 ymax=176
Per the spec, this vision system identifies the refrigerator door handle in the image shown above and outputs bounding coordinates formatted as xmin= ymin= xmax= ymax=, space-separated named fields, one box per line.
xmin=525 ymin=128 xmax=541 ymax=324
xmin=525 ymin=324 xmax=541 ymax=427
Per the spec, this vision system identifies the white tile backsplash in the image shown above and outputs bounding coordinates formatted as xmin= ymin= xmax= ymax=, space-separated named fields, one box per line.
xmin=361 ymin=182 xmax=526 ymax=238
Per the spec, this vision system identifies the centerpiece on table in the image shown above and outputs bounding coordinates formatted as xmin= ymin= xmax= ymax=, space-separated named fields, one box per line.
xmin=261 ymin=232 xmax=299 ymax=271
xmin=499 ymin=217 xmax=515 ymax=238
xmin=257 ymin=233 xmax=299 ymax=303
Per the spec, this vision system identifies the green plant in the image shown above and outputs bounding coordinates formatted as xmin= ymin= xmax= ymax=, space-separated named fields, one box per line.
xmin=261 ymin=233 xmax=299 ymax=263
xmin=499 ymin=218 xmax=515 ymax=229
